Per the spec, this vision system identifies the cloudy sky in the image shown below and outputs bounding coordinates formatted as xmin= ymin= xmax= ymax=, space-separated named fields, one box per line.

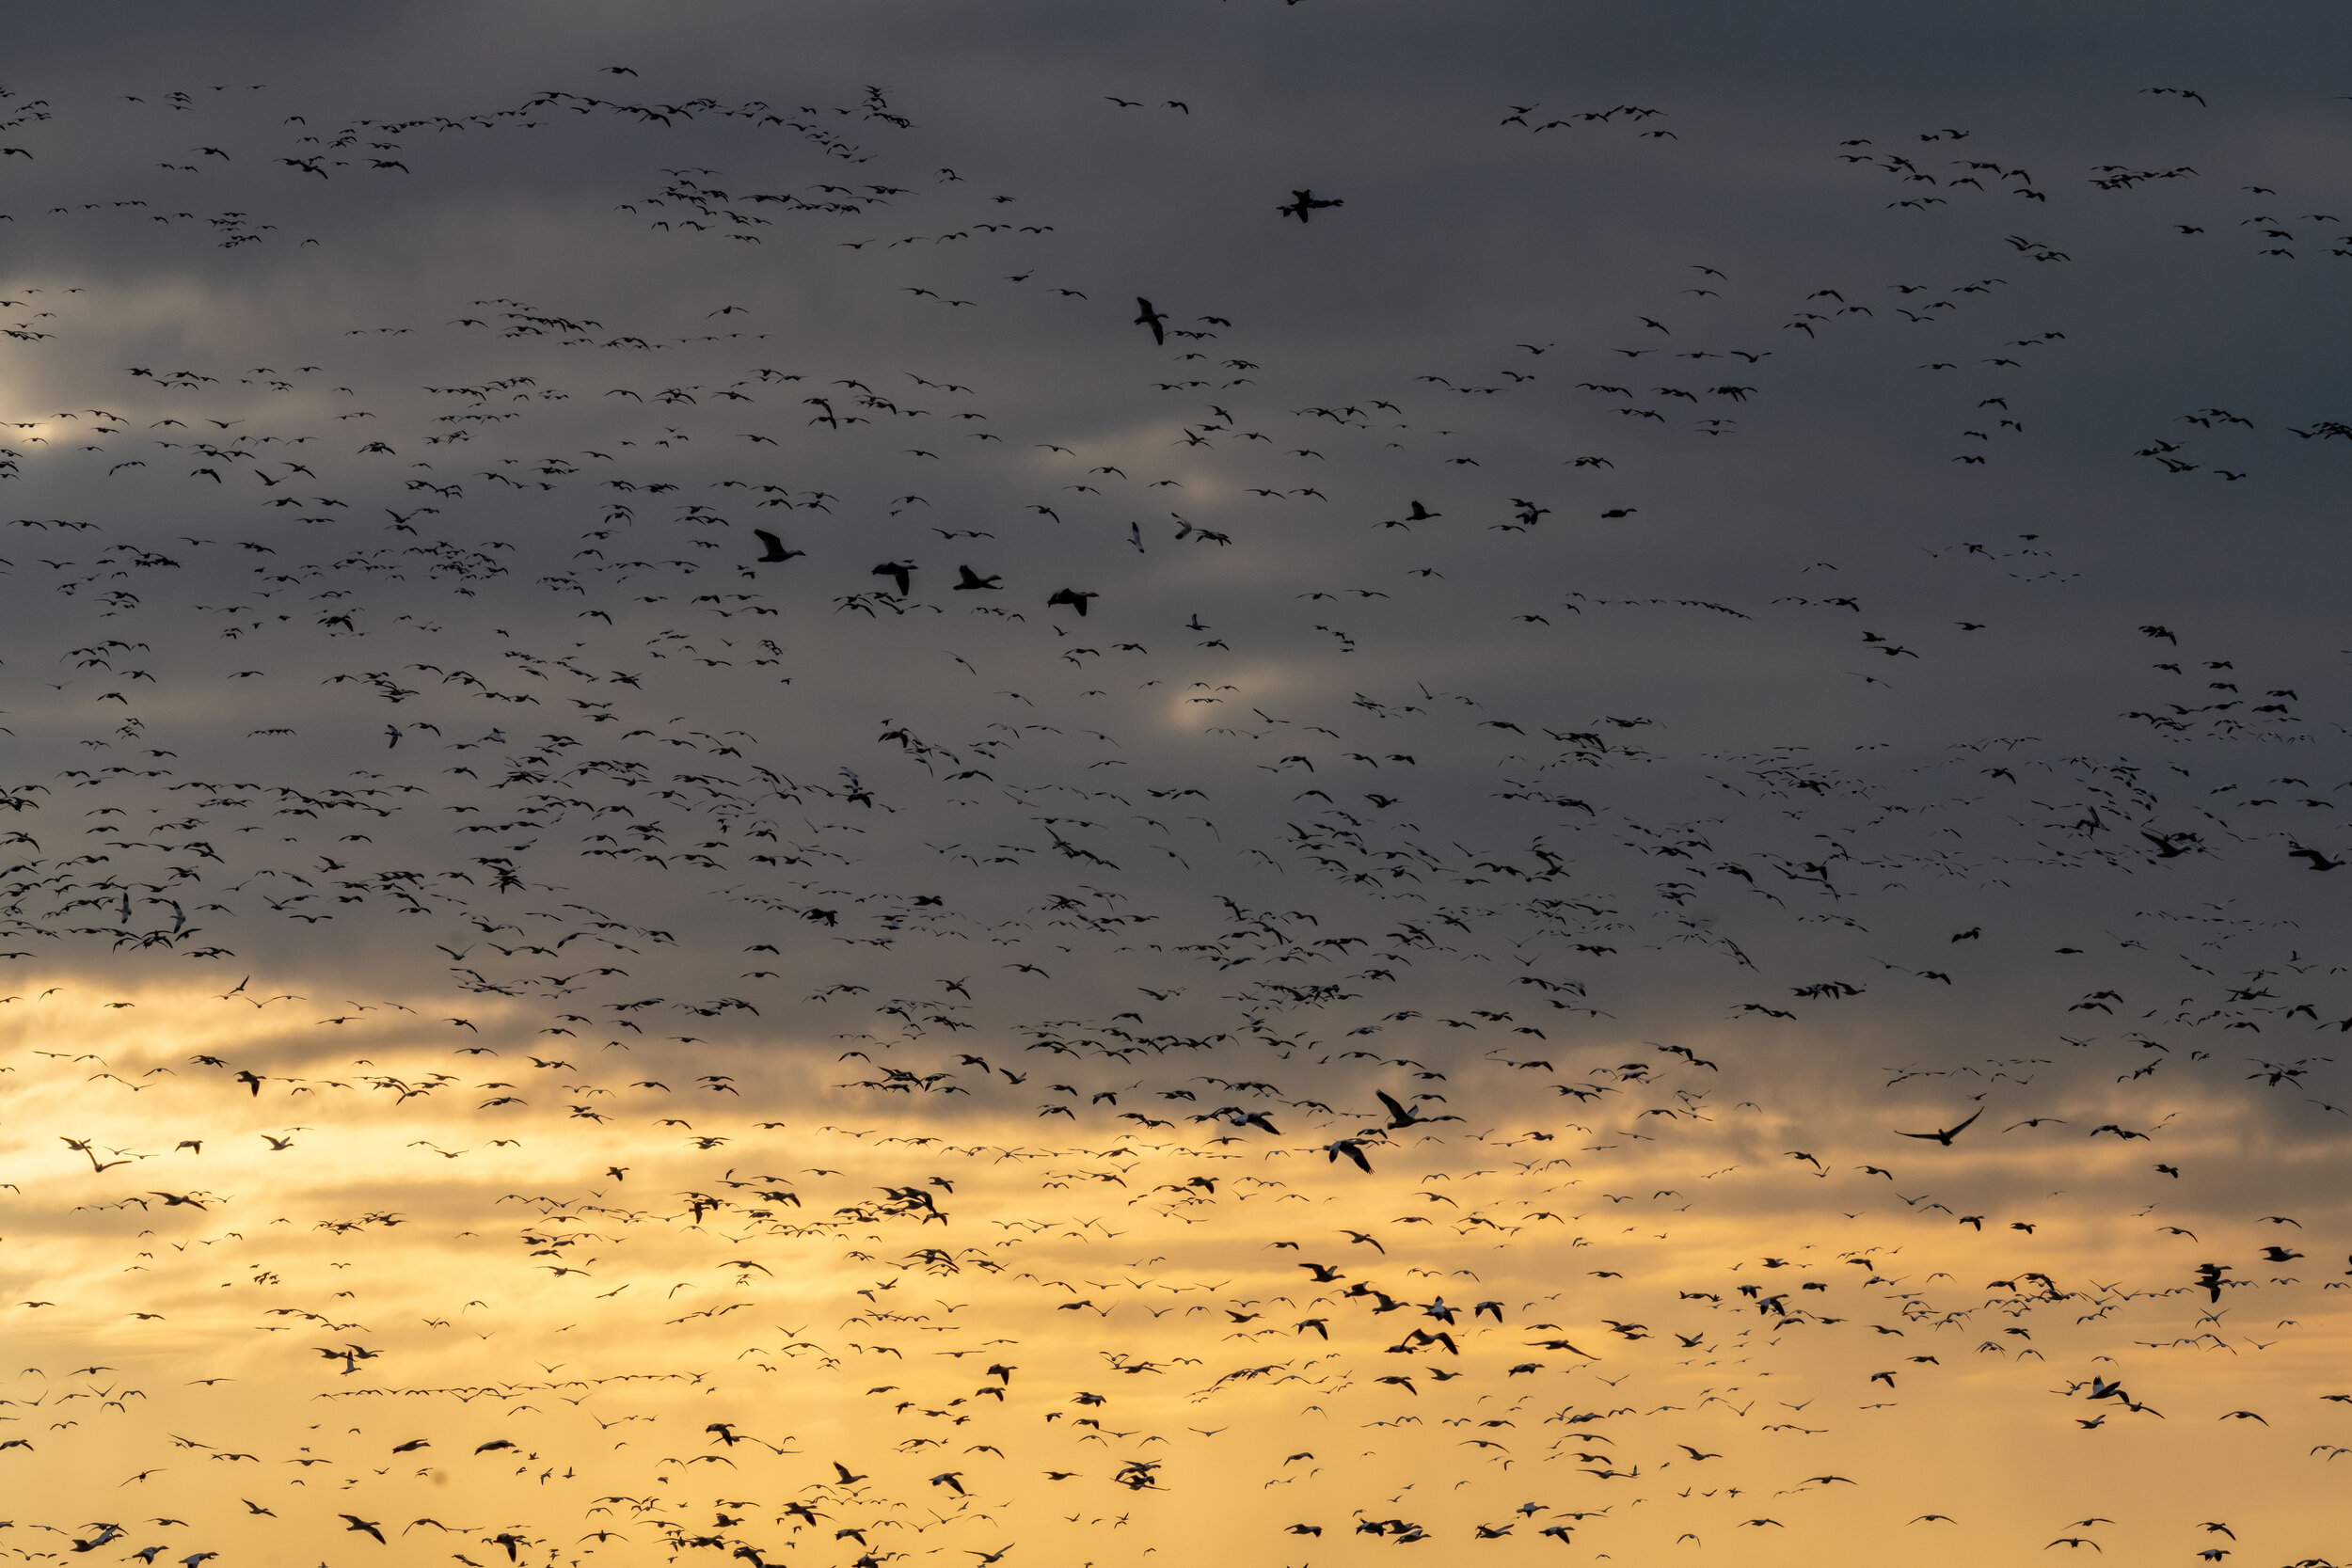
xmin=2 ymin=5 xmax=2349 ymax=1565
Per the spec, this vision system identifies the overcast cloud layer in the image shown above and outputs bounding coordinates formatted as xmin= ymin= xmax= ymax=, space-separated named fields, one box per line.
xmin=2 ymin=5 xmax=2350 ymax=1566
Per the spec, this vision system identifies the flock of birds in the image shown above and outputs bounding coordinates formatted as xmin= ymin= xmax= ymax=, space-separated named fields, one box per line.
xmin=0 ymin=33 xmax=2348 ymax=1568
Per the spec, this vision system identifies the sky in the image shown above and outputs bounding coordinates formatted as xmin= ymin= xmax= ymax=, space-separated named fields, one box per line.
xmin=3 ymin=3 xmax=2351 ymax=1565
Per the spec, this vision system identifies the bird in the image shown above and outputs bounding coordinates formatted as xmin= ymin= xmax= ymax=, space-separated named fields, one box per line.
xmin=1895 ymin=1107 xmax=1984 ymax=1145
xmin=1278 ymin=188 xmax=1344 ymax=222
